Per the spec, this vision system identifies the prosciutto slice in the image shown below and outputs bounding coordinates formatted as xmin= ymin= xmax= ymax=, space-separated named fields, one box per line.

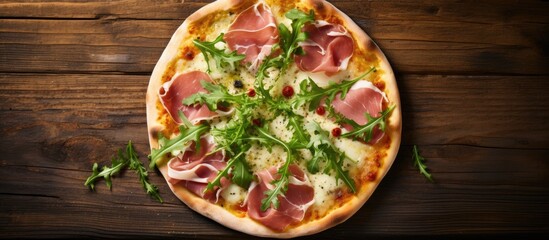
xmin=159 ymin=71 xmax=229 ymax=125
xmin=332 ymin=80 xmax=388 ymax=143
xmin=224 ymin=3 xmax=279 ymax=71
xmin=295 ymin=21 xmax=354 ymax=76
xmin=167 ymin=136 xmax=228 ymax=202
xmin=247 ymin=164 xmax=314 ymax=232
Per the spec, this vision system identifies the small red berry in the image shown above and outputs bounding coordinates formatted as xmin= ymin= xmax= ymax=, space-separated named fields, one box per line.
xmin=316 ymin=106 xmax=326 ymax=115
xmin=247 ymin=88 xmax=256 ymax=97
xmin=331 ymin=127 xmax=342 ymax=137
xmin=252 ymin=119 xmax=262 ymax=126
xmin=282 ymin=86 xmax=294 ymax=98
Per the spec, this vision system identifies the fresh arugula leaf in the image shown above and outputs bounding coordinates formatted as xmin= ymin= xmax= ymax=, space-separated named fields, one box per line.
xmin=126 ymin=141 xmax=163 ymax=202
xmin=205 ymin=150 xmax=252 ymax=192
xmin=340 ymin=105 xmax=395 ymax=142
xmin=84 ymin=152 xmax=127 ymax=190
xmin=292 ymin=67 xmax=376 ymax=111
xmin=193 ymin=33 xmax=245 ymax=73
xmin=183 ymin=80 xmax=249 ymax=111
xmin=413 ymin=145 xmax=434 ymax=182
xmin=148 ymin=123 xmax=209 ymax=169
xmin=253 ymin=127 xmax=294 ymax=211
xmin=305 ymin=122 xmax=356 ymax=192
xmin=286 ymin=112 xmax=310 ymax=149
xmin=85 ymin=141 xmax=162 ymax=202
xmin=255 ymin=9 xmax=314 ymax=81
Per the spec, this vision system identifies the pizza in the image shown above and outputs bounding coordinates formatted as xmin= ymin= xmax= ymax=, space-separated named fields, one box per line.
xmin=145 ymin=0 xmax=401 ymax=237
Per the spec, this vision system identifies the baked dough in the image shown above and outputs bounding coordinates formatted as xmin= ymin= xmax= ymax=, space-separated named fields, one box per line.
xmin=146 ymin=0 xmax=401 ymax=237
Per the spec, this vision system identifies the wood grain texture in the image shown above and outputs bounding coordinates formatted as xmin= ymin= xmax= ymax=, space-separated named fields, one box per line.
xmin=1 ymin=0 xmax=548 ymax=238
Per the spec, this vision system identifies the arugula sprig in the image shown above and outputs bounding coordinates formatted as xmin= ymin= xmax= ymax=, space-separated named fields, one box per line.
xmin=85 ymin=141 xmax=163 ymax=202
xmin=183 ymin=80 xmax=252 ymax=111
xmin=256 ymin=9 xmax=315 ymax=81
xmin=206 ymin=109 xmax=255 ymax=191
xmin=305 ymin=122 xmax=356 ymax=192
xmin=252 ymin=126 xmax=295 ymax=211
xmin=340 ymin=105 xmax=395 ymax=142
xmin=413 ymin=145 xmax=434 ymax=182
xmin=148 ymin=114 xmax=209 ymax=168
xmin=193 ymin=33 xmax=245 ymax=73
xmin=292 ymin=67 xmax=376 ymax=111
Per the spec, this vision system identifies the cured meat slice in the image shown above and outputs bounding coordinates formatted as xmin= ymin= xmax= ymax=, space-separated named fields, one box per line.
xmin=295 ymin=21 xmax=354 ymax=76
xmin=167 ymin=136 xmax=228 ymax=202
xmin=224 ymin=3 xmax=279 ymax=71
xmin=332 ymin=80 xmax=387 ymax=143
xmin=247 ymin=164 xmax=314 ymax=231
xmin=158 ymin=71 xmax=229 ymax=125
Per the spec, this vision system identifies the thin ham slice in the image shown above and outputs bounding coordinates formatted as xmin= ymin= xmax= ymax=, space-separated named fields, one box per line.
xmin=247 ymin=164 xmax=314 ymax=232
xmin=224 ymin=3 xmax=278 ymax=71
xmin=159 ymin=71 xmax=229 ymax=125
xmin=332 ymin=80 xmax=388 ymax=143
xmin=167 ymin=136 xmax=228 ymax=202
xmin=295 ymin=21 xmax=354 ymax=76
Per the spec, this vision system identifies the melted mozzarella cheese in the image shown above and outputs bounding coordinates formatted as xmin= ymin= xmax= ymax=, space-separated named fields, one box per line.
xmin=221 ymin=183 xmax=247 ymax=204
xmin=308 ymin=173 xmax=338 ymax=216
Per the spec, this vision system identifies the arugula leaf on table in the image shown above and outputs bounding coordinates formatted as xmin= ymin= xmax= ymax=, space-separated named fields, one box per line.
xmin=84 ymin=151 xmax=127 ymax=191
xmin=85 ymin=141 xmax=162 ymax=202
xmin=126 ymin=141 xmax=163 ymax=202
xmin=305 ymin=122 xmax=356 ymax=192
xmin=412 ymin=145 xmax=434 ymax=182
xmin=193 ymin=33 xmax=245 ymax=73
xmin=292 ymin=67 xmax=377 ymax=111
xmin=340 ymin=105 xmax=395 ymax=143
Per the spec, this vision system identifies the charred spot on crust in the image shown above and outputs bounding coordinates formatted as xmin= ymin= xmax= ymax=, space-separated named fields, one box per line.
xmin=149 ymin=126 xmax=162 ymax=141
xmin=313 ymin=0 xmax=325 ymax=13
xmin=366 ymin=39 xmax=378 ymax=52
xmin=182 ymin=46 xmax=195 ymax=60
xmin=329 ymin=213 xmax=346 ymax=226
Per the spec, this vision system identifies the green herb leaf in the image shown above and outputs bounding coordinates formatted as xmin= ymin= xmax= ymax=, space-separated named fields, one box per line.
xmin=292 ymin=67 xmax=376 ymax=111
xmin=85 ymin=141 xmax=162 ymax=202
xmin=126 ymin=141 xmax=163 ymax=202
xmin=413 ymin=145 xmax=434 ymax=182
xmin=305 ymin=122 xmax=356 ymax=192
xmin=193 ymin=33 xmax=245 ymax=73
xmin=183 ymin=80 xmax=249 ymax=111
xmin=148 ymin=122 xmax=209 ymax=169
xmin=85 ymin=150 xmax=127 ymax=190
xmin=253 ymin=127 xmax=294 ymax=211
xmin=340 ymin=105 xmax=395 ymax=143
xmin=255 ymin=9 xmax=314 ymax=80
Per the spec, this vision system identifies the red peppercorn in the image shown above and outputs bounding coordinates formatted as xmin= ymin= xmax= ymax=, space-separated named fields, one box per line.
xmin=282 ymin=86 xmax=294 ymax=98
xmin=247 ymin=88 xmax=256 ymax=97
xmin=316 ymin=106 xmax=326 ymax=115
xmin=252 ymin=118 xmax=262 ymax=126
xmin=331 ymin=127 xmax=342 ymax=137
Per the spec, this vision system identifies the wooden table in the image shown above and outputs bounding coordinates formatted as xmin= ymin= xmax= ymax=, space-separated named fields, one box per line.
xmin=1 ymin=0 xmax=548 ymax=238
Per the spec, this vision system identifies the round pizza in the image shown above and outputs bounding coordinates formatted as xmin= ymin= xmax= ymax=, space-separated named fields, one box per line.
xmin=146 ymin=0 xmax=401 ymax=237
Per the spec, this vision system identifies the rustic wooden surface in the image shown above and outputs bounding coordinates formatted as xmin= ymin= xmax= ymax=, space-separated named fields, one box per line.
xmin=1 ymin=0 xmax=548 ymax=239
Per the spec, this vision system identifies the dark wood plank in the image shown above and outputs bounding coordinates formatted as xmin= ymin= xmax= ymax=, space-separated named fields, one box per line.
xmin=1 ymin=0 xmax=548 ymax=24
xmin=0 ymin=73 xmax=547 ymax=238
xmin=0 ymin=1 xmax=547 ymax=75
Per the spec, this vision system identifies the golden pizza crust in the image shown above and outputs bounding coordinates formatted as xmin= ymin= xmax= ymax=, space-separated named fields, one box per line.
xmin=146 ymin=0 xmax=401 ymax=238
